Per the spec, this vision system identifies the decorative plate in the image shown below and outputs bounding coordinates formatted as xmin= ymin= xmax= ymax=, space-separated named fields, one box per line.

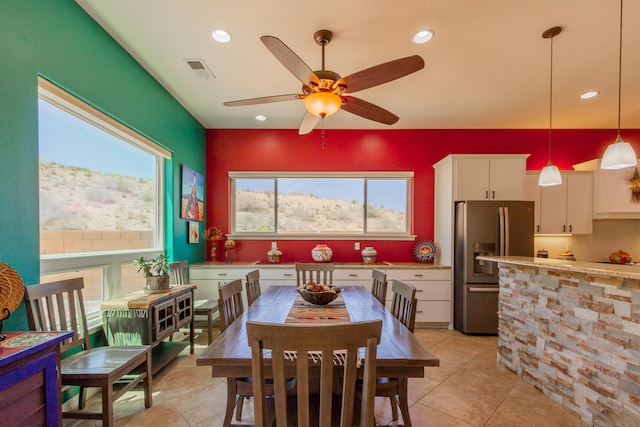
xmin=413 ymin=240 xmax=437 ymax=263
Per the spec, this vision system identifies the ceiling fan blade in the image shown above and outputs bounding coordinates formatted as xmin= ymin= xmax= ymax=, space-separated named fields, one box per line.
xmin=340 ymin=96 xmax=399 ymax=125
xmin=337 ymin=55 xmax=425 ymax=94
xmin=261 ymin=36 xmax=320 ymax=87
xmin=223 ymin=94 xmax=301 ymax=107
xmin=298 ymin=110 xmax=321 ymax=135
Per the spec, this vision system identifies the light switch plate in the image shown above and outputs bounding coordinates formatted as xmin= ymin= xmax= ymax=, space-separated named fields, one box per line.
xmin=354 ymin=242 xmax=360 ymax=250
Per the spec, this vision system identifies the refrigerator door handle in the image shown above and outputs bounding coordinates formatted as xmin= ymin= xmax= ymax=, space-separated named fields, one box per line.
xmin=468 ymin=286 xmax=500 ymax=292
xmin=504 ymin=206 xmax=510 ymax=255
xmin=498 ymin=207 xmax=505 ymax=255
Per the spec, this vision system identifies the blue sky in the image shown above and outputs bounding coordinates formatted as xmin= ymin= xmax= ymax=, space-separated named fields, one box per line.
xmin=38 ymin=99 xmax=155 ymax=179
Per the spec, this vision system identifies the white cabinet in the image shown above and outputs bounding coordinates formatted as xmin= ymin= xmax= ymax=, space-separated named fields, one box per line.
xmin=453 ymin=156 xmax=528 ymax=201
xmin=386 ymin=268 xmax=452 ymax=327
xmin=574 ymin=159 xmax=640 ymax=219
xmin=434 ymin=154 xmax=529 ymax=265
xmin=189 ymin=265 xmax=252 ymax=308
xmin=525 ymin=171 xmax=593 ymax=234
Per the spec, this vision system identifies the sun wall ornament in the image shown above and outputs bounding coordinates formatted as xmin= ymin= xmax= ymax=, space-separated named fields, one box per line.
xmin=413 ymin=240 xmax=437 ymax=263
xmin=630 ymin=168 xmax=640 ymax=203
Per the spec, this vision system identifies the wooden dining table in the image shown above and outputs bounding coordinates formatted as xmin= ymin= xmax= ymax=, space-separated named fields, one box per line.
xmin=196 ymin=285 xmax=440 ymax=380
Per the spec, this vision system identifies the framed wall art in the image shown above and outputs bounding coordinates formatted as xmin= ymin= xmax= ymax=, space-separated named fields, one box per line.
xmin=181 ymin=165 xmax=204 ymax=221
xmin=188 ymin=221 xmax=199 ymax=244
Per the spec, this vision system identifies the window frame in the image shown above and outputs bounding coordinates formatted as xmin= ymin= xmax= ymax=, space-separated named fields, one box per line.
xmin=37 ymin=77 xmax=169 ymax=327
xmin=229 ymin=171 xmax=415 ymax=240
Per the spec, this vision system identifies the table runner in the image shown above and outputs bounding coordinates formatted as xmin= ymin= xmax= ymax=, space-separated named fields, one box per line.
xmin=101 ymin=285 xmax=192 ymax=318
xmin=285 ymin=294 xmax=350 ymax=324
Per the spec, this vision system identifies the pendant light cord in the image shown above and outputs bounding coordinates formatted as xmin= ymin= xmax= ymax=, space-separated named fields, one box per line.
xmin=548 ymin=32 xmax=554 ymax=165
xmin=616 ymin=0 xmax=623 ymax=140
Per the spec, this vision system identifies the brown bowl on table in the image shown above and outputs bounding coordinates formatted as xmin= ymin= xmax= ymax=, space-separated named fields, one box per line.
xmin=297 ymin=288 xmax=341 ymax=305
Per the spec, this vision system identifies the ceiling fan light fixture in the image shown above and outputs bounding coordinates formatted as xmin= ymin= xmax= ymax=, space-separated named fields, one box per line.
xmin=413 ymin=30 xmax=434 ymax=44
xmin=601 ymin=0 xmax=637 ymax=170
xmin=304 ymin=92 xmax=342 ymax=118
xmin=211 ymin=29 xmax=231 ymax=43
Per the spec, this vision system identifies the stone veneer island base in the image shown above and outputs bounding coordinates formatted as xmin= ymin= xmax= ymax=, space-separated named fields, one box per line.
xmin=477 ymin=256 xmax=640 ymax=427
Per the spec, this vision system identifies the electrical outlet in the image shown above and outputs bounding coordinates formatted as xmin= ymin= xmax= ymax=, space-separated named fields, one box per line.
xmin=354 ymin=242 xmax=360 ymax=250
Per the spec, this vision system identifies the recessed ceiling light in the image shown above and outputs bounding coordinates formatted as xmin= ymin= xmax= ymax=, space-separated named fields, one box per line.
xmin=580 ymin=91 xmax=599 ymax=99
xmin=211 ymin=29 xmax=231 ymax=43
xmin=413 ymin=30 xmax=434 ymax=44
xmin=255 ymin=115 xmax=266 ymax=121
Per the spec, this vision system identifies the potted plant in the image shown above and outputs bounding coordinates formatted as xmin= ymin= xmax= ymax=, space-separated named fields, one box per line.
xmin=133 ymin=254 xmax=170 ymax=292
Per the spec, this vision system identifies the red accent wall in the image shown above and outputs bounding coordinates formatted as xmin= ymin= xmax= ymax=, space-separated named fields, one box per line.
xmin=206 ymin=128 xmax=639 ymax=263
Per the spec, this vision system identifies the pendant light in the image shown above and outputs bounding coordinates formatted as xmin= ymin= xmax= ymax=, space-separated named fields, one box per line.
xmin=601 ymin=0 xmax=637 ymax=170
xmin=538 ymin=27 xmax=563 ymax=187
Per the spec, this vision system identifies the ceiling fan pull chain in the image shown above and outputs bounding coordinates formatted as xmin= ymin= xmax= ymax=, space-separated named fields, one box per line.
xmin=321 ymin=118 xmax=326 ymax=149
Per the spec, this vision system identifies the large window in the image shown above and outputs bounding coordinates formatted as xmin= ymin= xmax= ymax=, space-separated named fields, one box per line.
xmin=230 ymin=172 xmax=413 ymax=239
xmin=38 ymin=77 xmax=170 ymax=324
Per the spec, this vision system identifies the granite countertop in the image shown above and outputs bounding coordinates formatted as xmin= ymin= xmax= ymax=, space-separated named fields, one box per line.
xmin=190 ymin=261 xmax=450 ymax=270
xmin=477 ymin=255 xmax=640 ymax=281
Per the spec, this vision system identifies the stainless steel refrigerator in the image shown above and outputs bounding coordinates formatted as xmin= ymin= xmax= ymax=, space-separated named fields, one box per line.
xmin=453 ymin=200 xmax=534 ymax=334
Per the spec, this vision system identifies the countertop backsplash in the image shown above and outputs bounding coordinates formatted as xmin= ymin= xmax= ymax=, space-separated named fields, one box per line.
xmin=534 ymin=219 xmax=640 ymax=262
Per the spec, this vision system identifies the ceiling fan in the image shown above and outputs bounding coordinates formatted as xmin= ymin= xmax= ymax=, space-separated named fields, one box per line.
xmin=223 ymin=30 xmax=425 ymax=135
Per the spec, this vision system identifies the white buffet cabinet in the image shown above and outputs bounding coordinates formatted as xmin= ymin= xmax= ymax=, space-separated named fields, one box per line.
xmin=189 ymin=262 xmax=452 ymax=328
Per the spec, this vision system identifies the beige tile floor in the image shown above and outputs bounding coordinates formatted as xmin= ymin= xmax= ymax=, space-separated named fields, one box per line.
xmin=63 ymin=328 xmax=588 ymax=426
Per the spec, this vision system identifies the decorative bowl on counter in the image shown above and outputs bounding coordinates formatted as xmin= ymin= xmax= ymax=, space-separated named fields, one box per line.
xmin=609 ymin=249 xmax=632 ymax=264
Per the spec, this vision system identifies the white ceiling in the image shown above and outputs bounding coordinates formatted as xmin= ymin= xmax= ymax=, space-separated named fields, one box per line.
xmin=76 ymin=0 xmax=640 ymax=131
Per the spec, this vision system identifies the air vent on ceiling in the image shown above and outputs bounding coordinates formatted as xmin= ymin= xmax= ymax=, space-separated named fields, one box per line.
xmin=185 ymin=59 xmax=215 ymax=79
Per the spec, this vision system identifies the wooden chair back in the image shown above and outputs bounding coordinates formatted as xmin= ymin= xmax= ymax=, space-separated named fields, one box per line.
xmin=390 ymin=279 xmax=417 ymax=332
xmin=25 ymin=277 xmax=90 ymax=354
xmin=370 ymin=269 xmax=388 ymax=305
xmin=218 ymin=279 xmax=245 ymax=332
xmin=295 ymin=262 xmax=334 ymax=286
xmin=246 ymin=269 xmax=262 ymax=306
xmin=169 ymin=260 xmax=189 ymax=285
xmin=247 ymin=320 xmax=382 ymax=427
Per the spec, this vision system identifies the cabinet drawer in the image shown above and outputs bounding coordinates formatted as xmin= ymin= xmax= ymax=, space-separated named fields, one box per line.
xmin=189 ymin=268 xmax=249 ymax=281
xmin=414 ymin=280 xmax=451 ymax=300
xmin=259 ymin=269 xmax=296 ymax=281
xmin=388 ymin=269 xmax=451 ymax=281
xmin=415 ymin=301 xmax=452 ymax=323
xmin=333 ymin=269 xmax=373 ymax=281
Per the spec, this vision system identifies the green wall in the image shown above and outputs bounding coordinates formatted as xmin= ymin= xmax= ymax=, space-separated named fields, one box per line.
xmin=0 ymin=0 xmax=206 ymax=331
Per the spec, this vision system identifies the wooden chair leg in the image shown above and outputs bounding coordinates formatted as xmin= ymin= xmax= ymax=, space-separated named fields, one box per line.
xmin=223 ymin=378 xmax=237 ymax=427
xmin=398 ymin=378 xmax=412 ymax=427
xmin=78 ymin=386 xmax=87 ymax=409
xmin=207 ymin=311 xmax=213 ymax=345
xmin=103 ymin=382 xmax=115 ymax=427
xmin=389 ymin=395 xmax=399 ymax=420
xmin=235 ymin=395 xmax=245 ymax=421
xmin=144 ymin=352 xmax=153 ymax=408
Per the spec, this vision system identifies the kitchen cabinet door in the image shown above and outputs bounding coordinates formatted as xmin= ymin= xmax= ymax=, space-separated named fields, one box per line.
xmin=454 ymin=157 xmax=526 ymax=201
xmin=528 ymin=171 xmax=593 ymax=234
xmin=454 ymin=158 xmax=491 ymax=200
xmin=565 ymin=173 xmax=593 ymax=234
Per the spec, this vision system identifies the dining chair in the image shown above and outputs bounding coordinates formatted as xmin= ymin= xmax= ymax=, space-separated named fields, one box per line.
xmin=169 ymin=260 xmax=217 ymax=345
xmin=218 ymin=279 xmax=251 ymax=426
xmin=295 ymin=262 xmax=335 ymax=286
xmin=370 ymin=268 xmax=388 ymax=305
xmin=245 ymin=269 xmax=262 ymax=305
xmin=376 ymin=278 xmax=417 ymax=426
xmin=24 ymin=278 xmax=152 ymax=427
xmin=247 ymin=320 xmax=382 ymax=427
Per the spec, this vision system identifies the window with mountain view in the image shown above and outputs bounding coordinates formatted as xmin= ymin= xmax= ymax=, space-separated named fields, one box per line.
xmin=230 ymin=172 xmax=412 ymax=237
xmin=37 ymin=77 xmax=170 ymax=320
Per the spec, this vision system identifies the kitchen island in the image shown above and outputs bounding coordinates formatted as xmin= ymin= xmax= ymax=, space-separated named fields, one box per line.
xmin=477 ymin=255 xmax=640 ymax=426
